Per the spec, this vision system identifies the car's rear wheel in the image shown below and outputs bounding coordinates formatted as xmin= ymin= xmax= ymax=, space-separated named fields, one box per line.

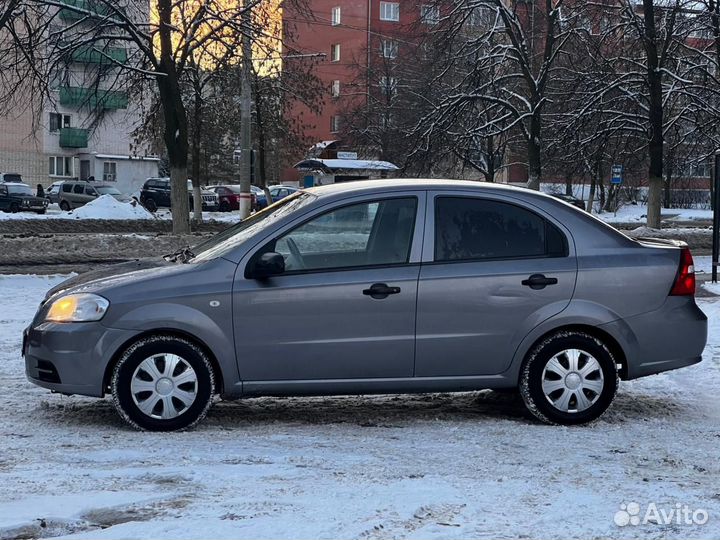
xmin=144 ymin=198 xmax=157 ymax=213
xmin=59 ymin=200 xmax=71 ymax=211
xmin=111 ymin=335 xmax=215 ymax=431
xmin=219 ymin=201 xmax=230 ymax=212
xmin=519 ymin=331 xmax=618 ymax=425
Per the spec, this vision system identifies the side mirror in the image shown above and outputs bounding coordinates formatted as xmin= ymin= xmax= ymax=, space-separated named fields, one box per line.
xmin=251 ymin=251 xmax=285 ymax=279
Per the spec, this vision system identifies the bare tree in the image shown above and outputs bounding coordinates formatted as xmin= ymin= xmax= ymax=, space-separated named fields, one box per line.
xmin=0 ymin=0 xmax=300 ymax=233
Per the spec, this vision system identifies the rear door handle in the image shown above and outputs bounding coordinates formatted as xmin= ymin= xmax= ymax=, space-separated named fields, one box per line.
xmin=521 ymin=274 xmax=558 ymax=290
xmin=363 ymin=283 xmax=401 ymax=299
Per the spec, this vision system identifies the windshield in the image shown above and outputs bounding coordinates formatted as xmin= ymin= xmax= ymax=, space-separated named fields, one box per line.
xmin=7 ymin=184 xmax=33 ymax=196
xmin=96 ymin=186 xmax=122 ymax=195
xmin=192 ymin=192 xmax=315 ymax=262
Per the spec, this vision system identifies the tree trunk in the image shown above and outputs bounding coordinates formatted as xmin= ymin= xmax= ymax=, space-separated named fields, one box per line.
xmin=190 ymin=81 xmax=203 ymax=224
xmin=157 ymin=0 xmax=190 ymax=234
xmin=663 ymin=161 xmax=673 ymax=209
xmin=526 ymin=116 xmax=541 ymax=190
xmin=565 ymin=173 xmax=572 ymax=196
xmin=586 ymin=178 xmax=596 ymax=213
xmin=643 ymin=0 xmax=664 ymax=229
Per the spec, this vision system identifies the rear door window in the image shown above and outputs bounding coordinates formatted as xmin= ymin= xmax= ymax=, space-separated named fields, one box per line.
xmin=434 ymin=197 xmax=566 ymax=262
xmin=62 ymin=183 xmax=72 ymax=193
xmin=72 ymin=184 xmax=84 ymax=194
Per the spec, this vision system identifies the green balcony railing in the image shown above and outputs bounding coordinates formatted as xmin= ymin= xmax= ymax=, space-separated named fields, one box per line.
xmin=59 ymin=0 xmax=113 ymax=21
xmin=71 ymin=46 xmax=127 ymax=65
xmin=59 ymin=127 xmax=89 ymax=148
xmin=59 ymin=86 xmax=128 ymax=110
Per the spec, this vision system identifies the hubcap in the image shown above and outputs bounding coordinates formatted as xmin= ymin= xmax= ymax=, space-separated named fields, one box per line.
xmin=131 ymin=354 xmax=198 ymax=420
xmin=541 ymin=349 xmax=604 ymax=413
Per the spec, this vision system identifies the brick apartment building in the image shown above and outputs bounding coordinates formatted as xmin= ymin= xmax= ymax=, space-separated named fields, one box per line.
xmin=0 ymin=1 xmax=158 ymax=193
xmin=281 ymin=0 xmax=439 ymax=183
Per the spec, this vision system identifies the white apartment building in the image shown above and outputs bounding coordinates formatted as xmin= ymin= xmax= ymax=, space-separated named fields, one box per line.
xmin=0 ymin=1 xmax=158 ymax=193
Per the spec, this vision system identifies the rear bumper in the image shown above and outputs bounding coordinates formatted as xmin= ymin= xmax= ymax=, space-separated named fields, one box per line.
xmin=599 ymin=296 xmax=708 ymax=380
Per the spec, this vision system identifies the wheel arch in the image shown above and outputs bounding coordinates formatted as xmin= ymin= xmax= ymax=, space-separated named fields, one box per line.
xmin=519 ymin=324 xmax=628 ymax=379
xmin=102 ymin=328 xmax=225 ymax=396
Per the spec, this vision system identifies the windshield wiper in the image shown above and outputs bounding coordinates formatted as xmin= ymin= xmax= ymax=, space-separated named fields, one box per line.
xmin=163 ymin=246 xmax=196 ymax=263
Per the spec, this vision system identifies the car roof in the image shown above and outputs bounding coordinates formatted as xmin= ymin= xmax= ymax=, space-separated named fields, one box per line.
xmin=304 ymin=179 xmax=543 ymax=198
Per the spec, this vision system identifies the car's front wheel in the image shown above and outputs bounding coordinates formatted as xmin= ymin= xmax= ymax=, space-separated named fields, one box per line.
xmin=111 ymin=335 xmax=215 ymax=431
xmin=519 ymin=331 xmax=618 ymax=425
xmin=144 ymin=198 xmax=157 ymax=213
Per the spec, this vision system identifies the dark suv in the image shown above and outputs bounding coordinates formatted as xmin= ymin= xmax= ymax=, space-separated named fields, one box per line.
xmin=0 ymin=182 xmax=49 ymax=214
xmin=140 ymin=178 xmax=219 ymax=212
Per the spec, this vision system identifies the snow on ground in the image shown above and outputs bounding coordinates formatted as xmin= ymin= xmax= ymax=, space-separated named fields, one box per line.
xmin=1 ymin=275 xmax=720 ymax=539
xmin=70 ymin=196 xmax=153 ymax=220
xmin=0 ymin=204 xmax=240 ymax=224
xmin=594 ymin=205 xmax=713 ymax=223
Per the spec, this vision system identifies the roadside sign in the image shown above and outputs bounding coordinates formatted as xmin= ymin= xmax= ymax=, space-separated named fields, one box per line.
xmin=611 ymin=165 xmax=623 ymax=185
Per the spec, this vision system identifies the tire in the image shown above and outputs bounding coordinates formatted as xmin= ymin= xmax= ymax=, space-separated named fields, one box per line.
xmin=111 ymin=335 xmax=215 ymax=431
xmin=9 ymin=203 xmax=19 ymax=213
xmin=519 ymin=331 xmax=618 ymax=425
xmin=36 ymin=209 xmax=46 ymax=215
xmin=59 ymin=200 xmax=71 ymax=211
xmin=144 ymin=198 xmax=157 ymax=213
xmin=219 ymin=201 xmax=230 ymax=212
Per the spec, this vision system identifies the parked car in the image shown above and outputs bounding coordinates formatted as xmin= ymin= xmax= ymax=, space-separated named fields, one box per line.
xmin=251 ymin=185 xmax=267 ymax=210
xmin=0 ymin=172 xmax=24 ymax=183
xmin=268 ymin=185 xmax=299 ymax=202
xmin=0 ymin=182 xmax=49 ymax=214
xmin=206 ymin=185 xmax=258 ymax=212
xmin=23 ymin=180 xmax=707 ymax=431
xmin=45 ymin=181 xmax=64 ymax=205
xmin=140 ymin=178 xmax=219 ymax=213
xmin=58 ymin=181 xmax=131 ymax=210
xmin=551 ymin=193 xmax=586 ymax=210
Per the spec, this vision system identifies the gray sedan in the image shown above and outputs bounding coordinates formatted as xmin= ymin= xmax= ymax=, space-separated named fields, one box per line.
xmin=23 ymin=180 xmax=707 ymax=430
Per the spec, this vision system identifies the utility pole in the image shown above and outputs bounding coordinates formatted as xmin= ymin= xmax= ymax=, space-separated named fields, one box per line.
xmin=238 ymin=0 xmax=253 ymax=219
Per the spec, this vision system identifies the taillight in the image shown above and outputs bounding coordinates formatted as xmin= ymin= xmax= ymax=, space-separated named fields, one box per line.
xmin=670 ymin=247 xmax=695 ymax=296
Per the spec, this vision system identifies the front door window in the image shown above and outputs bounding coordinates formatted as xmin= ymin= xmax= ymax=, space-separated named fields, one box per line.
xmin=271 ymin=197 xmax=417 ymax=272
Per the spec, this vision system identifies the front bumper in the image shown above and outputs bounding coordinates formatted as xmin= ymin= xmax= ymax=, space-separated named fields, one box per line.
xmin=23 ymin=321 xmax=136 ymax=397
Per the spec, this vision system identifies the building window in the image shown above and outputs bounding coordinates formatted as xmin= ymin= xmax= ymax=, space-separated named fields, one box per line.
xmin=380 ymin=76 xmax=398 ymax=96
xmin=331 ymin=43 xmax=341 ymax=62
xmin=330 ymin=115 xmax=342 ymax=133
xmin=331 ymin=80 xmax=341 ymax=97
xmin=48 ymin=156 xmax=74 ymax=177
xmin=381 ymin=39 xmax=399 ymax=58
xmin=331 ymin=6 xmax=341 ymax=25
xmin=103 ymin=161 xmax=117 ymax=182
xmin=380 ymin=2 xmax=400 ymax=21
xmin=421 ymin=5 xmax=440 ymax=25
xmin=49 ymin=113 xmax=71 ymax=132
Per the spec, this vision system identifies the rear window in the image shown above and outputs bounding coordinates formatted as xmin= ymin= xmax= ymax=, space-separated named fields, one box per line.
xmin=3 ymin=174 xmax=22 ymax=183
xmin=434 ymin=197 xmax=567 ymax=262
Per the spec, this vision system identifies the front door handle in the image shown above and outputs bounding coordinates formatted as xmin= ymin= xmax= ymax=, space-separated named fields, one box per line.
xmin=521 ymin=274 xmax=558 ymax=290
xmin=363 ymin=283 xmax=401 ymax=299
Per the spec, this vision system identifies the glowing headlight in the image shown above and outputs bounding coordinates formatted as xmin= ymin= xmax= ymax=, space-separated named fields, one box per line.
xmin=46 ymin=293 xmax=109 ymax=322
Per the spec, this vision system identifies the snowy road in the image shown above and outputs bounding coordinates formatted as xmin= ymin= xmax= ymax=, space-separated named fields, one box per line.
xmin=1 ymin=275 xmax=720 ymax=539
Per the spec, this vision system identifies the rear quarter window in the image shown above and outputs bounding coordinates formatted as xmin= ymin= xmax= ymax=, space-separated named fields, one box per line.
xmin=434 ymin=197 xmax=567 ymax=262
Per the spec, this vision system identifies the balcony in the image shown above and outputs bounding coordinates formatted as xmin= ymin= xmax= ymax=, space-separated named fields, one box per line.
xmin=59 ymin=127 xmax=89 ymax=148
xmin=71 ymin=46 xmax=127 ymax=65
xmin=59 ymin=86 xmax=128 ymax=110
xmin=59 ymin=0 xmax=113 ymax=21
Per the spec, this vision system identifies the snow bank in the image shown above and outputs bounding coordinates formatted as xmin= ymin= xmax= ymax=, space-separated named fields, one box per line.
xmin=69 ymin=195 xmax=153 ymax=220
